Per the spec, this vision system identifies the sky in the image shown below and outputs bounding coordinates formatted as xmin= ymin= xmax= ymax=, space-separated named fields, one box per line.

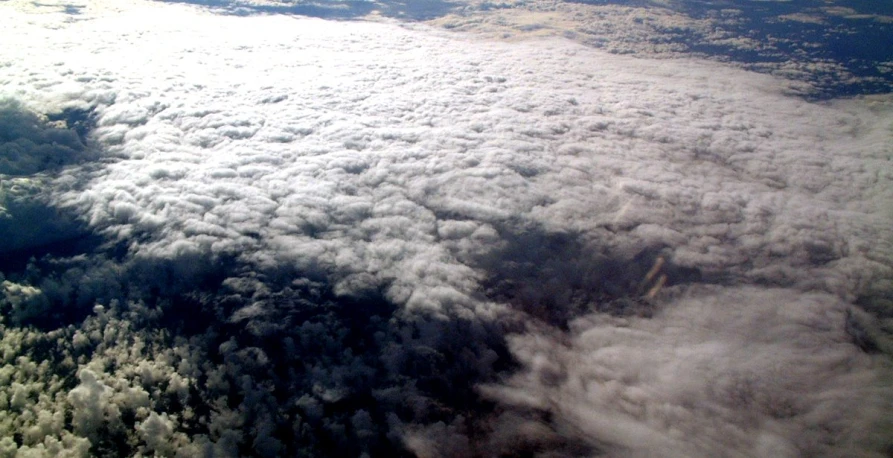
xmin=0 ymin=0 xmax=892 ymax=457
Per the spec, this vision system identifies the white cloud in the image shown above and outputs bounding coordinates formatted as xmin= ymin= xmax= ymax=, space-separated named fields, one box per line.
xmin=428 ymin=0 xmax=891 ymax=96
xmin=0 ymin=0 xmax=891 ymax=456
xmin=136 ymin=412 xmax=175 ymax=455
xmin=67 ymin=369 xmax=113 ymax=439
xmin=8 ymin=5 xmax=885 ymax=301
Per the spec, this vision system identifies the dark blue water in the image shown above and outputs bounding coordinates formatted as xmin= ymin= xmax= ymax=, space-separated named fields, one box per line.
xmin=571 ymin=0 xmax=893 ymax=98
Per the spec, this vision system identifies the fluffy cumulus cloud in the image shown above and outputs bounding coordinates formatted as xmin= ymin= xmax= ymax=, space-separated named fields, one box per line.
xmin=0 ymin=0 xmax=892 ymax=456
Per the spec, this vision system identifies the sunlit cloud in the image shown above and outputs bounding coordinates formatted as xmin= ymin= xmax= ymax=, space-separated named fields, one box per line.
xmin=1 ymin=0 xmax=891 ymax=456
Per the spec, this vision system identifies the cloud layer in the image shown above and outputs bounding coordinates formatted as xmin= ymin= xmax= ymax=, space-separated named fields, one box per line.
xmin=1 ymin=0 xmax=891 ymax=456
xmin=482 ymin=285 xmax=891 ymax=457
xmin=427 ymin=0 xmax=893 ymax=98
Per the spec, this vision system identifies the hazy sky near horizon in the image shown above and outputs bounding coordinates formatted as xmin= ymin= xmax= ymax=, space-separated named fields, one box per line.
xmin=1 ymin=0 xmax=892 ymax=456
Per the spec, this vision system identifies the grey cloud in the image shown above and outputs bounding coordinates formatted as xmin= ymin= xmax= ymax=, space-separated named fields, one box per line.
xmin=0 ymin=100 xmax=92 ymax=176
xmin=0 ymin=101 xmax=97 ymax=256
xmin=481 ymin=286 xmax=893 ymax=457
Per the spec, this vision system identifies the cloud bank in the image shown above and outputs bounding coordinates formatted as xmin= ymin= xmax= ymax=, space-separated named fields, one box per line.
xmin=427 ymin=0 xmax=893 ymax=98
xmin=0 ymin=0 xmax=891 ymax=456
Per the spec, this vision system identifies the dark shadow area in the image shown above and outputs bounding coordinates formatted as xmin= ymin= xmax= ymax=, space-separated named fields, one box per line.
xmin=30 ymin=1 xmax=84 ymax=14
xmin=855 ymin=283 xmax=893 ymax=320
xmin=0 ymin=100 xmax=100 ymax=263
xmin=0 ymin=99 xmax=107 ymax=328
xmin=474 ymin=223 xmax=704 ymax=328
xmin=55 ymin=263 xmax=520 ymax=457
xmin=3 ymin=234 xmax=530 ymax=456
xmin=62 ymin=4 xmax=82 ymax=14
xmin=46 ymin=105 xmax=97 ymax=144
xmin=0 ymin=232 xmax=105 ymax=275
xmin=0 ymin=186 xmax=91 ymax=257
xmin=201 ymin=276 xmax=513 ymax=457
xmin=0 ymin=100 xmax=101 ymax=260
xmin=155 ymin=0 xmax=458 ymax=21
xmin=0 ymin=99 xmax=97 ymax=176
xmin=849 ymin=286 xmax=893 ymax=356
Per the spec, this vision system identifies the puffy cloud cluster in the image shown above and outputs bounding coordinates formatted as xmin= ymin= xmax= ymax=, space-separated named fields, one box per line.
xmin=0 ymin=298 xmax=204 ymax=457
xmin=0 ymin=0 xmax=891 ymax=456
xmin=0 ymin=266 xmax=515 ymax=457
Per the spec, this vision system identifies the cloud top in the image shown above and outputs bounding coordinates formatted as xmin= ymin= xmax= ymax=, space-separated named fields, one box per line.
xmin=0 ymin=0 xmax=891 ymax=456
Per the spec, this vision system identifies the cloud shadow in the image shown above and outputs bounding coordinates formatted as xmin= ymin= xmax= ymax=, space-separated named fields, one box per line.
xmin=473 ymin=223 xmax=704 ymax=328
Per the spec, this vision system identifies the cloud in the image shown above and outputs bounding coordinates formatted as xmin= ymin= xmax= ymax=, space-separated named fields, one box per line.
xmin=481 ymin=285 xmax=893 ymax=457
xmin=156 ymin=0 xmax=459 ymax=21
xmin=0 ymin=175 xmax=90 ymax=258
xmin=427 ymin=0 xmax=893 ymax=98
xmin=0 ymin=99 xmax=91 ymax=176
xmin=0 ymin=0 xmax=891 ymax=456
xmin=0 ymin=101 xmax=95 ymax=256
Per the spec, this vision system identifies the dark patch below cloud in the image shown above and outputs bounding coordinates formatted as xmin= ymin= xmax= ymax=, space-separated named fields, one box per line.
xmin=0 ymin=100 xmax=100 ymax=257
xmin=0 ymin=99 xmax=96 ymax=176
xmin=471 ymin=223 xmax=706 ymax=328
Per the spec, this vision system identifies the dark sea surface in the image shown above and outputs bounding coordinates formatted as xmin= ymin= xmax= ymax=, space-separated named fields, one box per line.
xmin=571 ymin=0 xmax=893 ymax=98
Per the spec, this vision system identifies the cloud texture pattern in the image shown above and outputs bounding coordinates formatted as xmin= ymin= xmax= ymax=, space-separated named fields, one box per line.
xmin=0 ymin=1 xmax=892 ymax=456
